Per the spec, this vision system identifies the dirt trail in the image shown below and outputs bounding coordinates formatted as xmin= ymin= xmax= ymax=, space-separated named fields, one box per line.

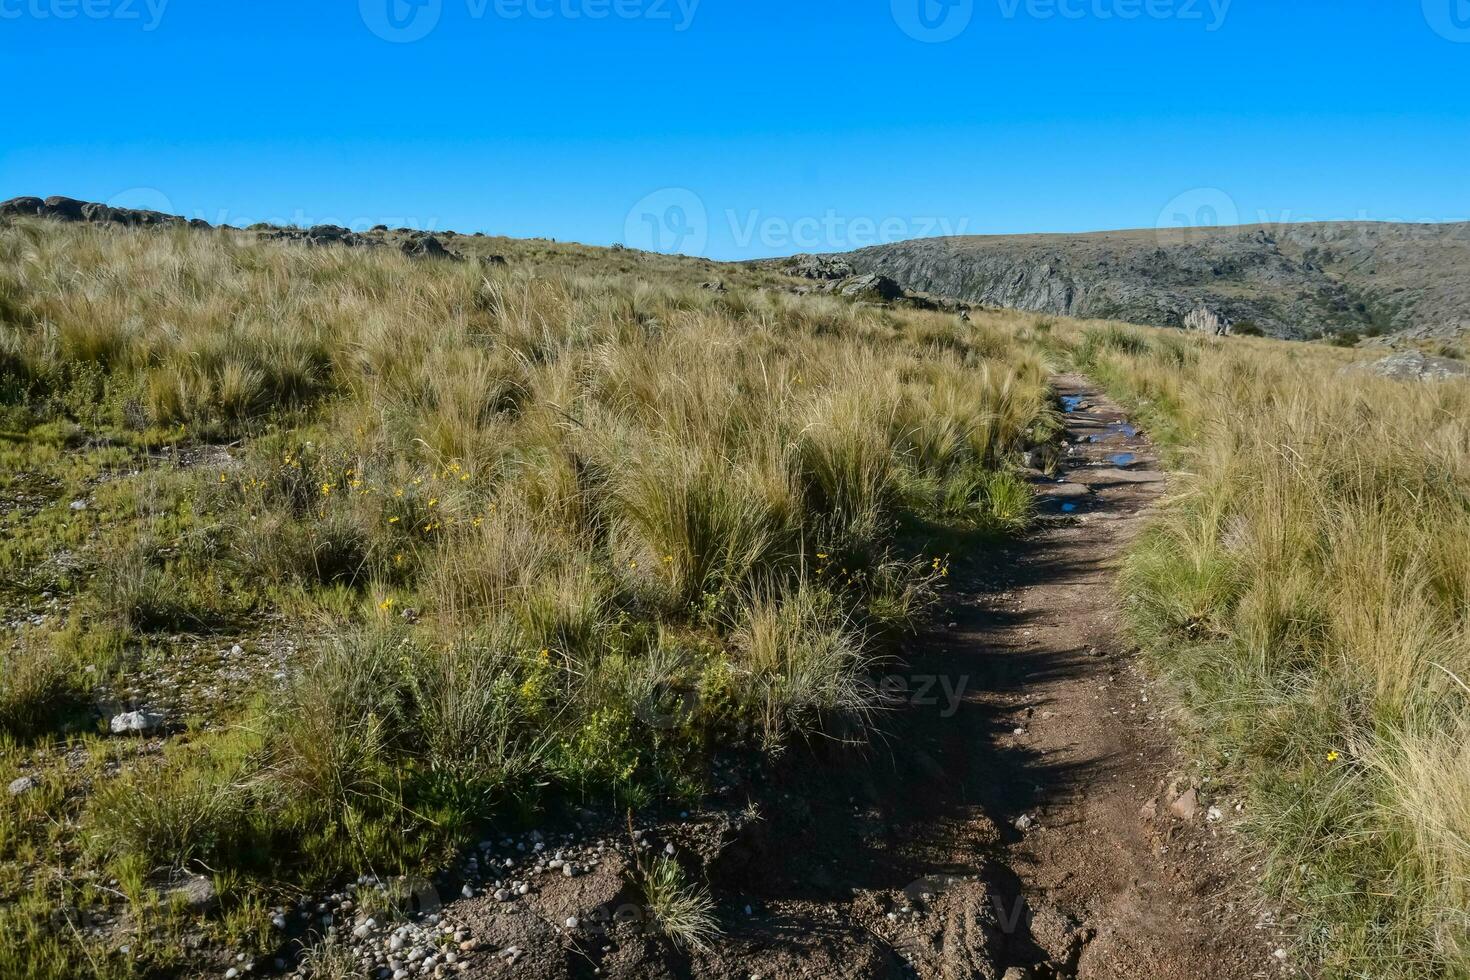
xmin=454 ymin=377 xmax=1286 ymax=980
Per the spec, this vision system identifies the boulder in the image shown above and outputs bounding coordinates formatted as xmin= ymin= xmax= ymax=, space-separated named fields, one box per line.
xmin=1361 ymin=350 xmax=1470 ymax=382
xmin=0 ymin=196 xmax=45 ymax=218
xmin=835 ymin=273 xmax=904 ymax=302
xmin=401 ymin=235 xmax=455 ymax=260
xmin=42 ymin=196 xmax=87 ymax=220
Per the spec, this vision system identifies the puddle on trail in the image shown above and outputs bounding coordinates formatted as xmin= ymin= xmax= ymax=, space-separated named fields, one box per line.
xmin=1059 ymin=395 xmax=1086 ymax=413
xmin=1109 ymin=452 xmax=1138 ymax=467
xmin=1061 ymin=502 xmax=1079 ymax=513
xmin=1088 ymin=423 xmax=1140 ymax=442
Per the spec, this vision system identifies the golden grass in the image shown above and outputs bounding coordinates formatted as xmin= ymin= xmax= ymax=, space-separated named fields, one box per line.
xmin=0 ymin=216 xmax=1058 ymax=974
xmin=1072 ymin=322 xmax=1470 ymax=976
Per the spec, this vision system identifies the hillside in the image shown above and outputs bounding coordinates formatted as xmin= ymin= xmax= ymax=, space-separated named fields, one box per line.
xmin=792 ymin=222 xmax=1470 ymax=344
xmin=0 ymin=199 xmax=1466 ymax=980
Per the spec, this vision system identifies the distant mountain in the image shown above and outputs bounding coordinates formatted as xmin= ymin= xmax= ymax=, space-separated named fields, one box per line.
xmin=813 ymin=222 xmax=1470 ymax=342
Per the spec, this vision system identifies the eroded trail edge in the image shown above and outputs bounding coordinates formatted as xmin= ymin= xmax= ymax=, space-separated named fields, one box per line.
xmin=445 ymin=376 xmax=1287 ymax=980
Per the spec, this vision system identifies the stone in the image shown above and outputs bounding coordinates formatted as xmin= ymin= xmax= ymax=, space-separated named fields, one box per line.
xmin=834 ymin=273 xmax=904 ymax=302
xmin=8 ymin=775 xmax=37 ymax=796
xmin=170 ymin=875 xmax=218 ymax=913
xmin=109 ymin=710 xmax=166 ymax=735
xmin=1169 ymin=787 xmax=1200 ymax=822
xmin=401 ymin=235 xmax=454 ymax=260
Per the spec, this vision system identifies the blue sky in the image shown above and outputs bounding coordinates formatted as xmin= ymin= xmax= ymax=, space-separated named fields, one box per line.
xmin=2 ymin=0 xmax=1468 ymax=259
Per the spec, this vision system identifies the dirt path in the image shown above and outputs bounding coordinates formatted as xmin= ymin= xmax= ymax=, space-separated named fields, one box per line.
xmin=451 ymin=376 xmax=1287 ymax=980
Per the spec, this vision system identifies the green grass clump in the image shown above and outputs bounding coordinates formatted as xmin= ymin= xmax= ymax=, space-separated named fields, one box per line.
xmin=1064 ymin=320 xmax=1470 ymax=978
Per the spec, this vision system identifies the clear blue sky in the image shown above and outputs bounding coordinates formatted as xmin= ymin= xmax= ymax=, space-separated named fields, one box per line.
xmin=2 ymin=0 xmax=1467 ymax=259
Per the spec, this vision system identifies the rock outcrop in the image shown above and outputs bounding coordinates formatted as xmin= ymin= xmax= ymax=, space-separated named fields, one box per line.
xmin=1 ymin=195 xmax=210 ymax=229
xmin=262 ymin=224 xmax=378 ymax=249
xmin=805 ymin=221 xmax=1470 ymax=341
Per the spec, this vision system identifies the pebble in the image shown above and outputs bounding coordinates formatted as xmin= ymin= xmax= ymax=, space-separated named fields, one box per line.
xmin=7 ymin=775 xmax=37 ymax=796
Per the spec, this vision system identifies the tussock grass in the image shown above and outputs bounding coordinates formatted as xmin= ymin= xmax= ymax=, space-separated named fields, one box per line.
xmin=0 ymin=633 xmax=87 ymax=739
xmin=1071 ymin=322 xmax=1470 ymax=977
xmin=639 ymin=855 xmax=720 ymax=953
xmin=0 ymin=217 xmax=1054 ymax=967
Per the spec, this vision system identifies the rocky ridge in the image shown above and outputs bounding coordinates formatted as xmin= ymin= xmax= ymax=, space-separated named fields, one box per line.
xmin=784 ymin=221 xmax=1470 ymax=343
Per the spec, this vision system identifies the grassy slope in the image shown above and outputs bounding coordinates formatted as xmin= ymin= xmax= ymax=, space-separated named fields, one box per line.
xmin=5 ymin=217 xmax=1464 ymax=978
xmin=0 ymin=220 xmax=1056 ymax=976
xmin=1064 ymin=323 xmax=1470 ymax=978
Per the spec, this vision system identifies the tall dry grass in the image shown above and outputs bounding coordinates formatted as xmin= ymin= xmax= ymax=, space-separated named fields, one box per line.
xmin=1074 ymin=323 xmax=1470 ymax=976
xmin=0 ymin=219 xmax=1055 ymax=902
